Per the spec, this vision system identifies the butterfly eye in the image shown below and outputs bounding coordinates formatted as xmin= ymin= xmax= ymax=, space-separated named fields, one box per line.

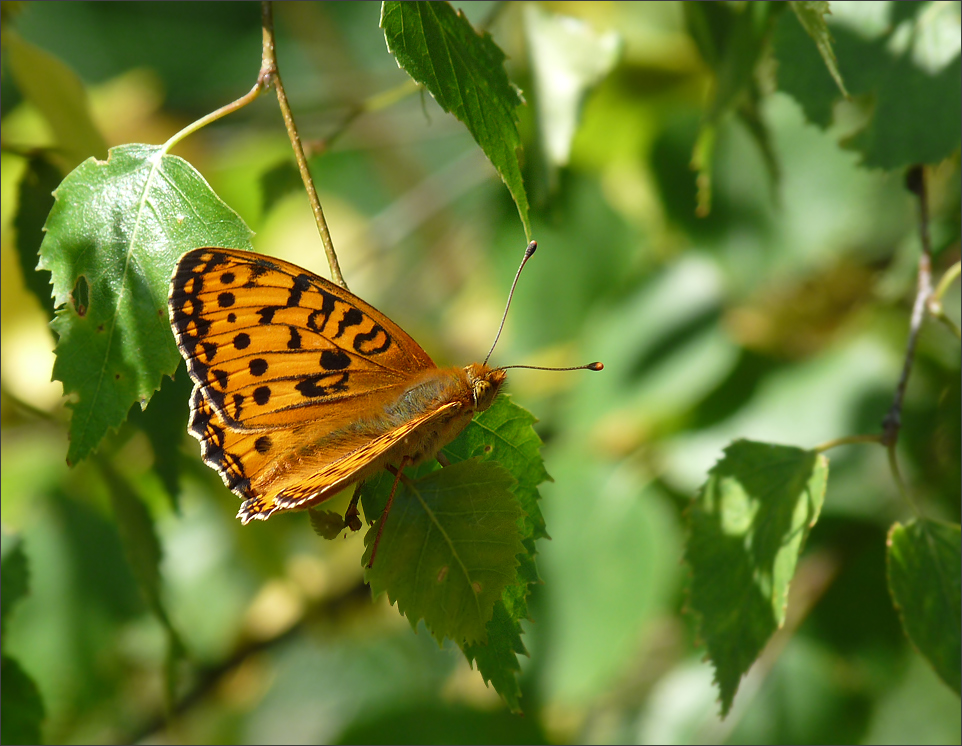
xmin=472 ymin=380 xmax=491 ymax=408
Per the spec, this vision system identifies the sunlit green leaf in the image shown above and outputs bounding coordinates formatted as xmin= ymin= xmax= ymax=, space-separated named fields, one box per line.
xmin=38 ymin=143 xmax=253 ymax=464
xmin=687 ymin=440 xmax=828 ymax=715
xmin=381 ymin=0 xmax=530 ymax=238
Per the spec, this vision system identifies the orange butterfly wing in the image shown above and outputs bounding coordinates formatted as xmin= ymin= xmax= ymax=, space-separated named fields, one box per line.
xmin=169 ymin=248 xmax=445 ymax=518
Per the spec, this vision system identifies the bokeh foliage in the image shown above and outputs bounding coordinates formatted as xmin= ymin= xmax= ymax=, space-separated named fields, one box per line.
xmin=1 ymin=2 xmax=959 ymax=744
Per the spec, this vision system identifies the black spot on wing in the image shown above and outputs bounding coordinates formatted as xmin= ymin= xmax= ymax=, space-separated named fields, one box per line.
xmin=294 ymin=372 xmax=349 ymax=398
xmin=353 ymin=324 xmax=391 ymax=355
xmin=320 ymin=349 xmax=351 ymax=370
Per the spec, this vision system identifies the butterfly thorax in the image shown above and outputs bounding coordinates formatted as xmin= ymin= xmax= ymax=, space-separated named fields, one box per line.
xmin=373 ymin=363 xmax=507 ymax=465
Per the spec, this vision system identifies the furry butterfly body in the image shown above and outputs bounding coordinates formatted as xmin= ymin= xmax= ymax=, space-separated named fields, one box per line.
xmin=169 ymin=248 xmax=505 ymax=524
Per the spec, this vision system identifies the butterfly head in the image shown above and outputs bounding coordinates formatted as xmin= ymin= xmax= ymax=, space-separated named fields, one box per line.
xmin=464 ymin=363 xmax=507 ymax=413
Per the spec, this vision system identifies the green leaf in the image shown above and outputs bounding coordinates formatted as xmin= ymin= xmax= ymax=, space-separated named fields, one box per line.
xmin=13 ymin=154 xmax=61 ymax=320
xmin=683 ymin=1 xmax=780 ymax=215
xmin=0 ymin=533 xmax=30 ymax=641
xmin=522 ymin=3 xmax=622 ymax=168
xmin=1 ymin=655 xmax=45 ymax=746
xmin=38 ymin=143 xmax=253 ymax=465
xmin=887 ymin=519 xmax=961 ymax=696
xmin=788 ymin=1 xmax=848 ymax=97
xmin=126 ymin=362 xmax=192 ymax=509
xmin=309 ymin=507 xmax=352 ymax=540
xmin=462 ymin=601 xmax=528 ymax=713
xmin=259 ymin=159 xmax=303 ymax=217
xmin=686 ymin=440 xmax=828 ymax=716
xmin=380 ymin=0 xmax=531 ymax=238
xmin=100 ymin=459 xmax=185 ymax=706
xmin=101 ymin=461 xmax=172 ymax=628
xmin=774 ymin=2 xmax=961 ymax=168
xmin=5 ymin=30 xmax=107 ymax=170
xmin=442 ymin=397 xmax=549 ymax=710
xmin=361 ymin=458 xmax=524 ymax=645
xmin=442 ymin=395 xmax=549 ymax=542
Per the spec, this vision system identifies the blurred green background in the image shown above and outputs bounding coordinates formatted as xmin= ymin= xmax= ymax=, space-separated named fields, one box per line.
xmin=1 ymin=2 xmax=959 ymax=743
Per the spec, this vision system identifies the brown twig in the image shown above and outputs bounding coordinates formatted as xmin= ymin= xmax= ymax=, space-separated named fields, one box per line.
xmin=123 ymin=578 xmax=371 ymax=744
xmin=881 ymin=166 xmax=932 ymax=448
xmin=260 ymin=2 xmax=347 ymax=289
xmin=163 ymin=2 xmax=347 ymax=290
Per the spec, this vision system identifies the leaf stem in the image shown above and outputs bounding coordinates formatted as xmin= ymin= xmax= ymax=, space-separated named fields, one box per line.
xmin=881 ymin=166 xmax=933 ymax=449
xmin=161 ymin=79 xmax=269 ymax=155
xmin=812 ymin=433 xmax=882 ymax=453
xmin=261 ymin=2 xmax=347 ymax=289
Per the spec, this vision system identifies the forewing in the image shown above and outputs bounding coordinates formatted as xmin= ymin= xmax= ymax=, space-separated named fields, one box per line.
xmin=169 ymin=248 xmax=436 ymax=431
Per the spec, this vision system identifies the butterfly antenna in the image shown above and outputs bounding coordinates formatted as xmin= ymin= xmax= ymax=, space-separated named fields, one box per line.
xmin=499 ymin=362 xmax=604 ymax=372
xmin=483 ymin=240 xmax=538 ymax=366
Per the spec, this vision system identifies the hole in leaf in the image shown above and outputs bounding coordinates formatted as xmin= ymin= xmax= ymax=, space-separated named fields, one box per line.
xmin=71 ymin=275 xmax=90 ymax=317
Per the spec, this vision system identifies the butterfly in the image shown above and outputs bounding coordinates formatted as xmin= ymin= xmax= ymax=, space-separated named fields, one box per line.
xmin=168 ymin=244 xmax=601 ymax=565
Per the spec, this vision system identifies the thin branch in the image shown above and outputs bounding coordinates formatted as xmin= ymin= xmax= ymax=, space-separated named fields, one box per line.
xmin=261 ymin=1 xmax=347 ymax=289
xmin=928 ymin=260 xmax=961 ymax=340
xmin=306 ymin=79 xmax=419 ymax=157
xmin=881 ymin=166 xmax=933 ymax=448
xmin=124 ymin=577 xmax=371 ymax=744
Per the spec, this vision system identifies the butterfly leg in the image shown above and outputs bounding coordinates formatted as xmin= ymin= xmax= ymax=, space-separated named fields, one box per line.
xmin=367 ymin=456 xmax=409 ymax=569
xmin=343 ymin=490 xmax=363 ymax=532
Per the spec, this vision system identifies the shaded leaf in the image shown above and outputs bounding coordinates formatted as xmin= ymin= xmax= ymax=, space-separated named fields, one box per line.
xmin=100 ymin=457 xmax=185 ymax=708
xmin=887 ymin=519 xmax=961 ymax=695
xmin=683 ymin=2 xmax=780 ymax=214
xmin=442 ymin=397 xmax=549 ymax=709
xmin=101 ymin=461 xmax=172 ymax=629
xmin=443 ymin=395 xmax=549 ymax=542
xmin=462 ymin=601 xmax=528 ymax=713
xmin=127 ymin=361 xmax=192 ymax=509
xmin=5 ymin=30 xmax=107 ymax=170
xmin=0 ymin=533 xmax=29 ymax=640
xmin=13 ymin=153 xmax=61 ymax=320
xmin=788 ymin=1 xmax=848 ymax=97
xmin=774 ymin=2 xmax=961 ymax=168
xmin=361 ymin=458 xmax=523 ymax=645
xmin=1 ymin=655 xmax=44 ymax=746
xmin=336 ymin=701 xmax=548 ymax=745
xmin=38 ymin=143 xmax=253 ymax=464
xmin=310 ymin=507 xmax=352 ymax=540
xmin=259 ymin=159 xmax=303 ymax=217
xmin=686 ymin=440 xmax=828 ymax=715
xmin=381 ymin=1 xmax=530 ymax=237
